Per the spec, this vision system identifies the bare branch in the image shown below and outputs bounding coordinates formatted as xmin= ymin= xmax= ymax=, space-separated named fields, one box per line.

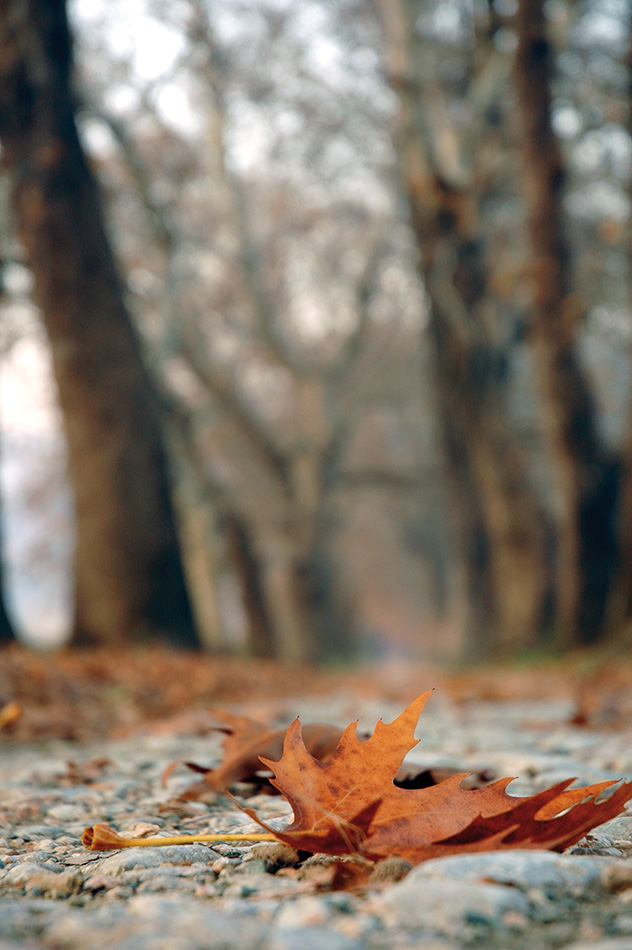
xmin=180 ymin=0 xmax=305 ymax=376
xmin=83 ymin=91 xmax=291 ymax=494
xmin=325 ymin=231 xmax=384 ymax=386
xmin=175 ymin=322 xmax=291 ymax=492
xmin=81 ymin=100 xmax=176 ymax=256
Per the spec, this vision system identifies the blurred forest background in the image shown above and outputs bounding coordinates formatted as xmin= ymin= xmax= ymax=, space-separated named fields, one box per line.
xmin=0 ymin=0 xmax=631 ymax=666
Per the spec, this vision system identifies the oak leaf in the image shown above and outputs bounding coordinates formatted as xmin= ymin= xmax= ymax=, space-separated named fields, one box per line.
xmin=162 ymin=708 xmax=344 ymax=797
xmin=241 ymin=691 xmax=632 ymax=864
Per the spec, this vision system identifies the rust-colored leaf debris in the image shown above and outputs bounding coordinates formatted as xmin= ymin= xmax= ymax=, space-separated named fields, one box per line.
xmin=85 ymin=692 xmax=632 ymax=867
xmin=0 ymin=701 xmax=21 ymax=731
xmin=245 ymin=691 xmax=632 ymax=864
xmin=162 ymin=708 xmax=344 ymax=797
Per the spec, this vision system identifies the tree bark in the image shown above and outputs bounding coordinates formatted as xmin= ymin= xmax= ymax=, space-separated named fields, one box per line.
xmin=224 ymin=516 xmax=276 ymax=657
xmin=0 ymin=556 xmax=15 ymax=643
xmin=412 ymin=179 xmax=550 ymax=655
xmin=380 ymin=0 xmax=550 ymax=655
xmin=298 ymin=544 xmax=356 ymax=661
xmin=0 ymin=0 xmax=199 ymax=648
xmin=257 ymin=543 xmax=313 ymax=662
xmin=514 ymin=0 xmax=619 ymax=644
xmin=601 ymin=30 xmax=632 ymax=645
xmin=0 ymin=434 xmax=16 ymax=643
xmin=253 ymin=543 xmax=354 ymax=663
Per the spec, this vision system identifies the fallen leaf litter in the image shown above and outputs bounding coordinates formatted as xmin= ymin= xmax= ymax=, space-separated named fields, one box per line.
xmin=83 ymin=691 xmax=632 ymax=866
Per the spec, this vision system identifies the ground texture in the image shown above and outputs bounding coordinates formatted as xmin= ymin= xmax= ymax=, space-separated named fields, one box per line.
xmin=2 ymin=646 xmax=632 ymax=950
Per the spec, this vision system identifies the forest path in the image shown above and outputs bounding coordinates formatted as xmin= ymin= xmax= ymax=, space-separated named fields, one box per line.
xmin=1 ymin=647 xmax=632 ymax=949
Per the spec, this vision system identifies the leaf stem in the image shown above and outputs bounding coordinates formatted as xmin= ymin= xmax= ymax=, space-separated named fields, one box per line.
xmin=82 ymin=823 xmax=277 ymax=850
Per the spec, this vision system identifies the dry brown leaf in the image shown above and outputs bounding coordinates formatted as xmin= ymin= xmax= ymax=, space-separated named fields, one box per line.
xmin=84 ymin=691 xmax=632 ymax=873
xmin=242 ymin=691 xmax=632 ymax=864
xmin=162 ymin=708 xmax=344 ymax=797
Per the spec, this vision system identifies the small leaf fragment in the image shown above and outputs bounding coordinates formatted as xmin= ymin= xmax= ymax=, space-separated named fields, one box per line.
xmin=0 ymin=701 xmax=22 ymax=731
xmin=163 ymin=709 xmax=344 ymax=797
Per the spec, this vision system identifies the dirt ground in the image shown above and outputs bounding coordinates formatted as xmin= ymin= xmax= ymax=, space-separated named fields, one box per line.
xmin=2 ymin=643 xmax=632 ymax=743
xmin=3 ymin=643 xmax=632 ymax=950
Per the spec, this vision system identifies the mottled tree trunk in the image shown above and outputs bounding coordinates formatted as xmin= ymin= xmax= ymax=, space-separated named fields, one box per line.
xmin=226 ymin=517 xmax=355 ymax=662
xmin=514 ymin=0 xmax=618 ymax=644
xmin=602 ymin=32 xmax=632 ymax=644
xmin=381 ymin=0 xmax=550 ymax=655
xmin=0 ymin=0 xmax=199 ymax=648
xmin=257 ymin=545 xmax=313 ymax=662
xmin=224 ymin=517 xmax=276 ymax=657
xmin=413 ymin=181 xmax=550 ymax=655
xmin=0 ymin=437 xmax=15 ymax=643
xmin=256 ymin=546 xmax=354 ymax=663
xmin=0 ymin=558 xmax=15 ymax=643
xmin=607 ymin=443 xmax=632 ymax=642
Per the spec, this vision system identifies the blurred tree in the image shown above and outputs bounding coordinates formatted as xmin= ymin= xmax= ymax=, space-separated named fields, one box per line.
xmin=71 ymin=0 xmax=430 ymax=661
xmin=0 ymin=604 xmax=13 ymax=643
xmin=383 ymin=0 xmax=628 ymax=652
xmin=0 ymin=0 xmax=200 ymax=648
xmin=514 ymin=0 xmax=619 ymax=644
xmin=14 ymin=0 xmax=628 ymax=660
xmin=0 ymin=277 xmax=16 ymax=644
xmin=380 ymin=0 xmax=551 ymax=654
xmin=0 ymin=518 xmax=15 ymax=642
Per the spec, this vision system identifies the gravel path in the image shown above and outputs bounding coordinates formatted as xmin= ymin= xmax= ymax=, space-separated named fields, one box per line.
xmin=2 ymin=689 xmax=632 ymax=950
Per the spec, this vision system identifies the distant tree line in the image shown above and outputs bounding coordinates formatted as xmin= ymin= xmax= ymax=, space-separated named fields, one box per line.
xmin=381 ymin=0 xmax=631 ymax=653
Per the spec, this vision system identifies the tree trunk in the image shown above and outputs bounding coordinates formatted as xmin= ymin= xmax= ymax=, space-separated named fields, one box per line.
xmin=225 ymin=516 xmax=276 ymax=657
xmin=0 ymin=556 xmax=15 ymax=643
xmin=232 ymin=523 xmax=356 ymax=663
xmin=0 ymin=0 xmax=199 ymax=648
xmin=606 ymin=442 xmax=632 ymax=643
xmin=602 ymin=31 xmax=632 ymax=644
xmin=298 ymin=546 xmax=357 ymax=661
xmin=514 ymin=0 xmax=618 ymax=644
xmin=257 ymin=544 xmax=313 ymax=662
xmin=174 ymin=483 xmax=224 ymax=651
xmin=255 ymin=547 xmax=355 ymax=663
xmin=422 ymin=231 xmax=551 ymax=656
xmin=0 ymin=434 xmax=16 ymax=643
xmin=380 ymin=0 xmax=550 ymax=655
